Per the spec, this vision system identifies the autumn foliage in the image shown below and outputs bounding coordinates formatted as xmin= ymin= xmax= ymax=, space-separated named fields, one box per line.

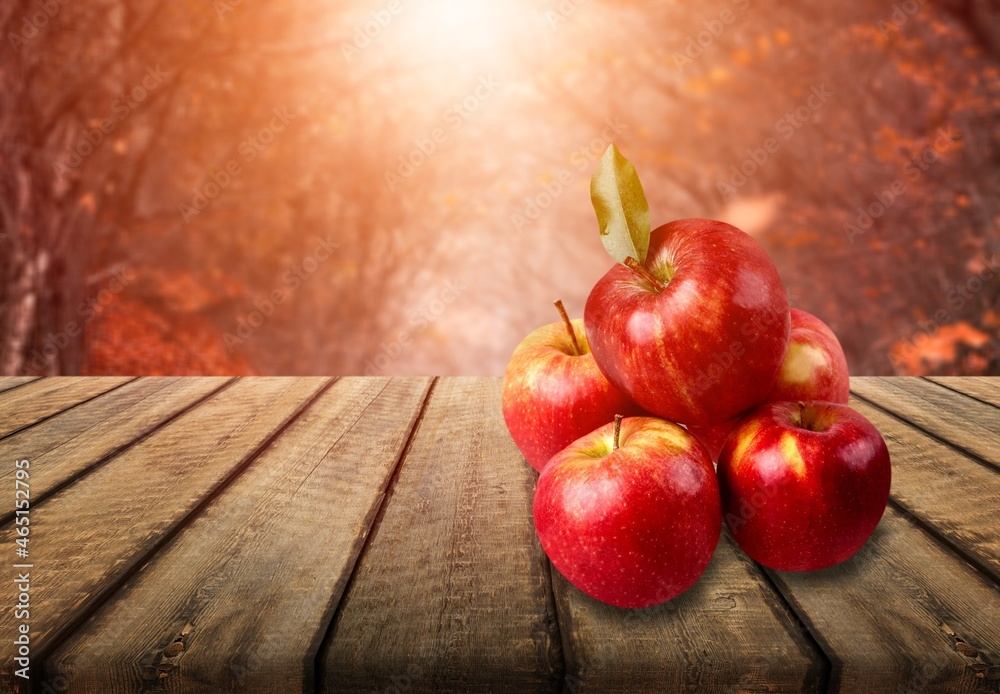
xmin=1 ymin=0 xmax=997 ymax=376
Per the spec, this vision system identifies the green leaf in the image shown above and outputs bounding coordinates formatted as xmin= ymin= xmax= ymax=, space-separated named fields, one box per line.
xmin=590 ymin=144 xmax=650 ymax=265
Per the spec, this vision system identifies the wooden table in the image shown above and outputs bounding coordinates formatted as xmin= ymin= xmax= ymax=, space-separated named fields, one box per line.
xmin=0 ymin=376 xmax=997 ymax=693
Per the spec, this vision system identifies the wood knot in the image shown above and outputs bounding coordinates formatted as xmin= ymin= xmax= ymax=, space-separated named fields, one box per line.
xmin=164 ymin=641 xmax=184 ymax=658
xmin=955 ymin=640 xmax=978 ymax=658
xmin=712 ymin=594 xmax=737 ymax=610
xmin=155 ymin=623 xmax=193 ymax=679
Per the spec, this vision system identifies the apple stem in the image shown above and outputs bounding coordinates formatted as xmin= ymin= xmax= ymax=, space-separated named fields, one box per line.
xmin=553 ymin=299 xmax=582 ymax=356
xmin=624 ymin=257 xmax=666 ymax=292
xmin=797 ymin=401 xmax=807 ymax=428
xmin=613 ymin=414 xmax=623 ymax=451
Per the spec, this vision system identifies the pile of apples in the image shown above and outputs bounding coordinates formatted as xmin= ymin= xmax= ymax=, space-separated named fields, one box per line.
xmin=502 ymin=146 xmax=891 ymax=609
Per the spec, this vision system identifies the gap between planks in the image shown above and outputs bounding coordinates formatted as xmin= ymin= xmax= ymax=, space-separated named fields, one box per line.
xmin=849 ymin=382 xmax=1000 ymax=476
xmin=850 ymin=384 xmax=1000 ymax=586
xmin=10 ymin=377 xmax=997 ymax=692
xmin=320 ymin=377 xmax=563 ymax=692
xmin=313 ymin=377 xmax=439 ymax=693
xmin=29 ymin=378 xmax=338 ymax=676
xmin=755 ymin=555 xmax=836 ymax=694
xmin=42 ymin=377 xmax=434 ymax=693
xmin=0 ymin=377 xmax=139 ymax=444
xmin=0 ymin=378 xmax=236 ymax=528
xmin=0 ymin=377 xmax=42 ymax=397
xmin=922 ymin=376 xmax=1000 ymax=412
xmin=886 ymin=496 xmax=1000 ymax=588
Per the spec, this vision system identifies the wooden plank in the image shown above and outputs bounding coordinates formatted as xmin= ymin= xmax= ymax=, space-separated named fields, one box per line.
xmin=767 ymin=506 xmax=1000 ymax=692
xmin=0 ymin=377 xmax=134 ymax=439
xmin=851 ymin=377 xmax=1000 ymax=469
xmin=0 ymin=377 xmax=231 ymax=523
xmin=321 ymin=377 xmax=562 ymax=692
xmin=850 ymin=395 xmax=1000 ymax=583
xmin=0 ymin=377 xmax=329 ymax=688
xmin=926 ymin=377 xmax=1000 ymax=410
xmin=45 ymin=377 xmax=433 ymax=693
xmin=553 ymin=530 xmax=827 ymax=692
xmin=0 ymin=377 xmax=40 ymax=396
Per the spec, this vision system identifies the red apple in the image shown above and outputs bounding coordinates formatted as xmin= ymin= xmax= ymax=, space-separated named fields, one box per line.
xmin=717 ymin=401 xmax=891 ymax=571
xmin=585 ymin=218 xmax=790 ymax=427
xmin=534 ymin=416 xmax=721 ymax=608
xmin=502 ymin=301 xmax=644 ymax=472
xmin=769 ymin=308 xmax=849 ymax=404
xmin=688 ymin=309 xmax=850 ymax=461
xmin=685 ymin=418 xmax=739 ymax=463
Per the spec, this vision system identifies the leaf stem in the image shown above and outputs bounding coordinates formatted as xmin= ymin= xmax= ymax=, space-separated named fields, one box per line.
xmin=624 ymin=257 xmax=666 ymax=292
xmin=553 ymin=300 xmax=581 ymax=356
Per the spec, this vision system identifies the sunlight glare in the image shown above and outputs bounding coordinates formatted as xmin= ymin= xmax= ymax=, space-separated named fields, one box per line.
xmin=397 ymin=0 xmax=522 ymax=62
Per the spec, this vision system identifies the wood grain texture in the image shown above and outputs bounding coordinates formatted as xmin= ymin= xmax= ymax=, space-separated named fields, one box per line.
xmin=321 ymin=377 xmax=562 ymax=693
xmin=767 ymin=506 xmax=1000 ymax=693
xmin=0 ymin=377 xmax=231 ymax=524
xmin=851 ymin=377 xmax=1000 ymax=468
xmin=850 ymin=395 xmax=1000 ymax=583
xmin=45 ymin=377 xmax=433 ymax=693
xmin=0 ymin=377 xmax=134 ymax=439
xmin=0 ymin=377 xmax=40 ymax=395
xmin=927 ymin=377 xmax=1000 ymax=409
xmin=0 ymin=376 xmax=994 ymax=693
xmin=0 ymin=377 xmax=328 ymax=690
xmin=553 ymin=530 xmax=827 ymax=692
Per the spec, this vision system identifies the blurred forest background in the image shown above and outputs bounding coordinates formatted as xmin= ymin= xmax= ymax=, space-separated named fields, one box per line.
xmin=1 ymin=0 xmax=999 ymax=377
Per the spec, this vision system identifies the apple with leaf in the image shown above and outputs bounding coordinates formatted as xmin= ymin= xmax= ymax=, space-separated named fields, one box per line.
xmin=500 ymin=143 xmax=889 ymax=609
xmin=584 ymin=145 xmax=791 ymax=427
